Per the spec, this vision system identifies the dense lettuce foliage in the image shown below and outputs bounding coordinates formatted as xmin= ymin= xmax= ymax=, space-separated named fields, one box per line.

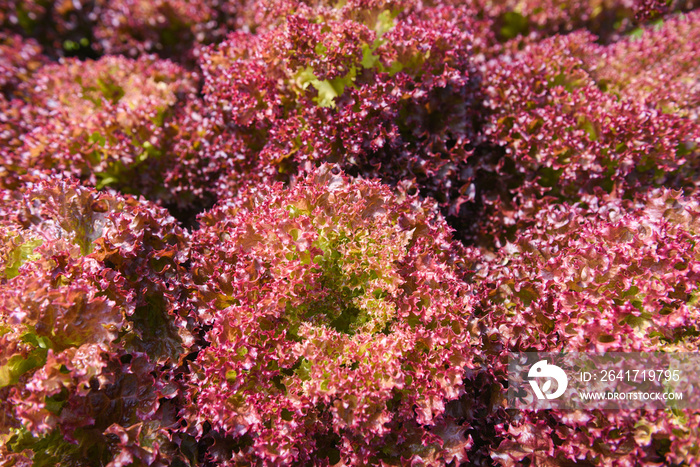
xmin=2 ymin=55 xmax=197 ymax=200
xmin=0 ymin=182 xmax=193 ymax=465
xmin=480 ymin=190 xmax=700 ymax=465
xmin=468 ymin=29 xmax=700 ymax=246
xmin=481 ymin=189 xmax=700 ymax=353
xmin=584 ymin=10 xmax=700 ymax=119
xmin=1 ymin=0 xmax=700 ymax=465
xmin=185 ymin=166 xmax=480 ymax=464
xmin=170 ymin=1 xmax=484 ymax=220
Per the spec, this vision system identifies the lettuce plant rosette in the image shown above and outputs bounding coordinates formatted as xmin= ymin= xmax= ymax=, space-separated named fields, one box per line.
xmin=169 ymin=0 xmax=484 ymax=220
xmin=469 ymin=30 xmax=700 ymax=247
xmin=475 ymin=189 xmax=700 ymax=464
xmin=4 ymin=54 xmax=197 ymax=203
xmin=0 ymin=180 xmax=193 ymax=465
xmin=184 ymin=165 xmax=482 ymax=464
xmin=583 ymin=10 xmax=700 ymax=120
xmin=481 ymin=189 xmax=700 ymax=353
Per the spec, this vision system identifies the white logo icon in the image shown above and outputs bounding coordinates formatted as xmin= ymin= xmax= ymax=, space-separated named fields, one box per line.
xmin=528 ymin=360 xmax=568 ymax=400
